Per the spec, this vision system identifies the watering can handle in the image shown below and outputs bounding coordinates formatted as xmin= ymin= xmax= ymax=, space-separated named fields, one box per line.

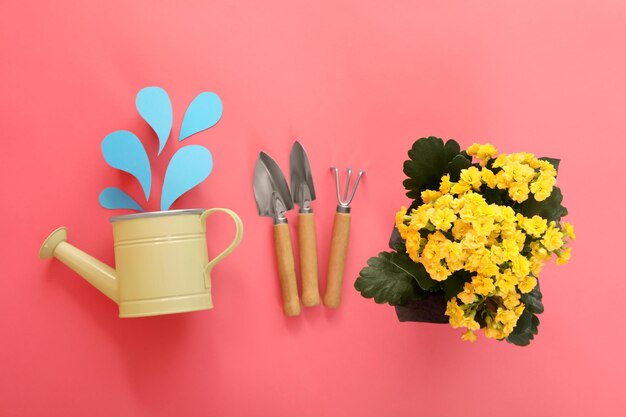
xmin=201 ymin=208 xmax=244 ymax=277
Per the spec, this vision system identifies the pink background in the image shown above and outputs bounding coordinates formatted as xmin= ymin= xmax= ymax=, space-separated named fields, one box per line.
xmin=1 ymin=1 xmax=625 ymax=416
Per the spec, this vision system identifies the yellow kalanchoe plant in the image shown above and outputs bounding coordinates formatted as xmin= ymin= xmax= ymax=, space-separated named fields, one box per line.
xmin=356 ymin=137 xmax=574 ymax=346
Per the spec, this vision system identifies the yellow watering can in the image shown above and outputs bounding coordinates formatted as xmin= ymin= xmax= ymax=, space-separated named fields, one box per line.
xmin=39 ymin=208 xmax=243 ymax=318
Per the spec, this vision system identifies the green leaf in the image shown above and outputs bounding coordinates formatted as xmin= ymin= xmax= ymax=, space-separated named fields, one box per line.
xmin=506 ymin=310 xmax=540 ymax=346
xmin=515 ymin=186 xmax=568 ymax=223
xmin=521 ymin=282 xmax=544 ymax=314
xmin=443 ymin=270 xmax=471 ymax=300
xmin=402 ymin=137 xmax=463 ymax=199
xmin=355 ymin=251 xmax=434 ymax=305
xmin=444 ymin=139 xmax=462 ymax=162
xmin=392 ymin=252 xmax=439 ymax=291
xmin=445 ymin=154 xmax=473 ymax=182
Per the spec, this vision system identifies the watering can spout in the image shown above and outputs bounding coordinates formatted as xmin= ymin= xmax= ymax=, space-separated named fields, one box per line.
xmin=39 ymin=227 xmax=118 ymax=303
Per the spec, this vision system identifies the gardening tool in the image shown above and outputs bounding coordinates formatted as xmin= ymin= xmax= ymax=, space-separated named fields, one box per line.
xmin=253 ymin=152 xmax=301 ymax=316
xmin=39 ymin=209 xmax=244 ymax=318
xmin=324 ymin=167 xmax=365 ymax=308
xmin=290 ymin=141 xmax=320 ymax=307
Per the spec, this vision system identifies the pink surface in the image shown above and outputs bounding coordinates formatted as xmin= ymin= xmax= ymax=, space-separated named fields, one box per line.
xmin=1 ymin=1 xmax=624 ymax=416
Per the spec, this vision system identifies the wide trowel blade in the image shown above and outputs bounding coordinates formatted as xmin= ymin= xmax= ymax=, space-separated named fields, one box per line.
xmin=253 ymin=152 xmax=294 ymax=220
xmin=289 ymin=141 xmax=316 ymax=209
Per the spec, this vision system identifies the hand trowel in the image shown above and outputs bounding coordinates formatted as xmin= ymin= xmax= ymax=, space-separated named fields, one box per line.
xmin=253 ymin=152 xmax=301 ymax=316
xmin=290 ymin=141 xmax=320 ymax=307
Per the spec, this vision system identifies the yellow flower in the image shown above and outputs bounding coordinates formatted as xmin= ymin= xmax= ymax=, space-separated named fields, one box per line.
xmin=530 ymin=173 xmax=555 ymax=201
xmin=451 ymin=181 xmax=471 ymax=195
xmin=405 ymin=232 xmax=422 ymax=262
xmin=557 ymin=247 xmax=572 ymax=265
xmin=461 ymin=230 xmax=488 ymax=251
xmin=562 ymin=222 xmax=576 ymax=240
xmin=462 ymin=316 xmax=481 ymax=331
xmin=542 ymin=225 xmax=564 ymax=251
xmin=461 ymin=330 xmax=477 ymax=342
xmin=484 ymin=326 xmax=506 ymax=340
xmin=484 ymin=317 xmax=506 ymax=340
xmin=512 ymin=229 xmax=527 ymax=249
xmin=458 ymin=283 xmax=477 ymax=304
xmin=472 ymin=275 xmax=495 ymax=296
xmin=518 ymin=214 xmax=548 ymax=238
xmin=460 ymin=166 xmax=483 ymax=190
xmin=508 ymin=182 xmax=530 ymax=203
xmin=503 ymin=290 xmax=521 ymax=309
xmin=529 ymin=256 xmax=544 ymax=276
xmin=477 ymin=259 xmax=499 ymax=278
xmin=430 ymin=206 xmax=456 ymax=231
xmin=496 ymin=272 xmax=518 ymax=294
xmin=439 ymin=174 xmax=452 ymax=194
xmin=452 ymin=220 xmax=472 ymax=240
xmin=395 ymin=206 xmax=409 ymax=239
xmin=518 ymin=153 xmax=540 ymax=168
xmin=481 ymin=168 xmax=498 ymax=188
xmin=530 ymin=241 xmax=550 ymax=260
xmin=466 ymin=247 xmax=489 ymax=272
xmin=495 ymin=170 xmax=514 ymax=189
xmin=511 ymin=255 xmax=531 ymax=278
xmin=445 ymin=298 xmax=465 ymax=327
xmin=510 ymin=162 xmax=536 ymax=184
xmin=421 ymin=190 xmax=441 ymax=204
xmin=467 ymin=143 xmax=480 ymax=156
xmin=490 ymin=245 xmax=507 ymax=265
xmin=468 ymin=143 xmax=498 ymax=166
xmin=472 ymin=216 xmax=496 ymax=237
xmin=492 ymin=154 xmax=507 ymax=169
xmin=518 ymin=276 xmax=537 ymax=293
xmin=500 ymin=239 xmax=518 ymax=261
xmin=426 ymin=263 xmax=452 ymax=281
xmin=410 ymin=206 xmax=433 ymax=230
xmin=445 ymin=242 xmax=466 ymax=272
xmin=495 ymin=307 xmax=518 ymax=327
xmin=539 ymin=159 xmax=557 ymax=176
xmin=434 ymin=194 xmax=454 ymax=209
xmin=499 ymin=206 xmax=517 ymax=223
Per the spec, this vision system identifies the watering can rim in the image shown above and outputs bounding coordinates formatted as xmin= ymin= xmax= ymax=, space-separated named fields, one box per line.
xmin=109 ymin=208 xmax=205 ymax=223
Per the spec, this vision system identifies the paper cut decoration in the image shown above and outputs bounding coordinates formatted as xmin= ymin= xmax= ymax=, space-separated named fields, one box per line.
xmin=99 ymin=87 xmax=223 ymax=212
xmin=99 ymin=187 xmax=144 ymax=211
xmin=161 ymin=145 xmax=213 ymax=210
xmin=179 ymin=92 xmax=223 ymax=141
xmin=102 ymin=130 xmax=152 ymax=200
xmin=136 ymin=87 xmax=173 ymax=155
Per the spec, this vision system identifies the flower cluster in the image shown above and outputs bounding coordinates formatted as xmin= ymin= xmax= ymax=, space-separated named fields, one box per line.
xmin=395 ymin=144 xmax=575 ymax=342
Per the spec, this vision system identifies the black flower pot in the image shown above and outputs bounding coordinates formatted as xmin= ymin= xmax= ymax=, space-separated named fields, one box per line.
xmin=395 ymin=292 xmax=449 ymax=323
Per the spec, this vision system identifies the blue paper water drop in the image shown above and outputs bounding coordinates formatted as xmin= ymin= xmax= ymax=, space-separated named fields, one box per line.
xmin=102 ymin=130 xmax=152 ymax=200
xmin=136 ymin=87 xmax=173 ymax=155
xmin=179 ymin=92 xmax=223 ymax=141
xmin=161 ymin=145 xmax=213 ymax=210
xmin=99 ymin=187 xmax=144 ymax=211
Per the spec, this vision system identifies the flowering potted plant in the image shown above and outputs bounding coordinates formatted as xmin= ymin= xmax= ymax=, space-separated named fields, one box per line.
xmin=355 ymin=137 xmax=575 ymax=345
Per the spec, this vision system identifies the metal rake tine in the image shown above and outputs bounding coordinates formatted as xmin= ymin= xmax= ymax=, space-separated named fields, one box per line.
xmin=343 ymin=168 xmax=352 ymax=202
xmin=330 ymin=167 xmax=365 ymax=207
xmin=345 ymin=170 xmax=365 ymax=205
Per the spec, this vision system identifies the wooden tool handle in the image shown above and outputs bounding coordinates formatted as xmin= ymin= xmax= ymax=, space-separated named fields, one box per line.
xmin=324 ymin=212 xmax=351 ymax=308
xmin=298 ymin=213 xmax=320 ymax=307
xmin=274 ymin=223 xmax=301 ymax=316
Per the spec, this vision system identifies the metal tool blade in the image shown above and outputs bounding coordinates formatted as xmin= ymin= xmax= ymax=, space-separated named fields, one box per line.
xmin=253 ymin=152 xmax=294 ymax=223
xmin=289 ymin=141 xmax=316 ymax=212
